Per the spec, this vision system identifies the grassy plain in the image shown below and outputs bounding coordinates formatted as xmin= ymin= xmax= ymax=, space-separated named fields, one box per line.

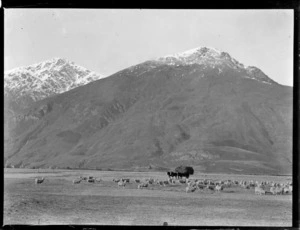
xmin=4 ymin=168 xmax=292 ymax=226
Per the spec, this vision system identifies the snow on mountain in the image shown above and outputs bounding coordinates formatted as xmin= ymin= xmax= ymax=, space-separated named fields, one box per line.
xmin=154 ymin=46 xmax=276 ymax=85
xmin=245 ymin=66 xmax=276 ymax=84
xmin=4 ymin=58 xmax=105 ymax=108
xmin=155 ymin=46 xmax=244 ymax=68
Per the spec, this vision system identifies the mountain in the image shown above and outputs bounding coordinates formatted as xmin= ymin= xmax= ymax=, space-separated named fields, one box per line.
xmin=4 ymin=47 xmax=293 ymax=175
xmin=4 ymin=58 xmax=105 ymax=112
xmin=156 ymin=47 xmax=276 ymax=84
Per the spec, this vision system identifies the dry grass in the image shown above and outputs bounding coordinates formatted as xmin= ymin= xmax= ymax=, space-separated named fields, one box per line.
xmin=4 ymin=168 xmax=292 ymax=226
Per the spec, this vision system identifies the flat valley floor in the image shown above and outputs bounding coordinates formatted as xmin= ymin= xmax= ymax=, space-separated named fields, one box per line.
xmin=4 ymin=169 xmax=292 ymax=226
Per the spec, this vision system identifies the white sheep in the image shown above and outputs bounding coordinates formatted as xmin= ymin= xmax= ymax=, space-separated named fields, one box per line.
xmin=138 ymin=182 xmax=148 ymax=189
xmin=35 ymin=177 xmax=45 ymax=184
xmin=255 ymin=186 xmax=265 ymax=195
xmin=73 ymin=178 xmax=82 ymax=184
xmin=95 ymin=178 xmax=102 ymax=183
xmin=215 ymin=184 xmax=223 ymax=192
xmin=186 ymin=185 xmax=196 ymax=193
xmin=118 ymin=180 xmax=126 ymax=187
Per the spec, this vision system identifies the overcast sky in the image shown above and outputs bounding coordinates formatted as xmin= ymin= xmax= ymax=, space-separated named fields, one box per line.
xmin=5 ymin=9 xmax=293 ymax=86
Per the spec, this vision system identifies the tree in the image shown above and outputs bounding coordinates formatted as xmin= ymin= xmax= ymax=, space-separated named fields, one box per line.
xmin=175 ymin=165 xmax=194 ymax=175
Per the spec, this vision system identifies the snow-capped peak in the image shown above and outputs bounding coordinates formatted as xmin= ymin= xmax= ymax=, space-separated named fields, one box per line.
xmin=4 ymin=58 xmax=106 ymax=108
xmin=155 ymin=46 xmax=245 ymax=70
xmin=152 ymin=46 xmax=276 ymax=85
xmin=162 ymin=46 xmax=221 ymax=59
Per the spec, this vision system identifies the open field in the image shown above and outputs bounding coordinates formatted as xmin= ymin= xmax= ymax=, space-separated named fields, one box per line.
xmin=4 ymin=168 xmax=292 ymax=226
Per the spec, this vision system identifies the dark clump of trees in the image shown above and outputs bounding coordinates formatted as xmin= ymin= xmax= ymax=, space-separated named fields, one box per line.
xmin=175 ymin=165 xmax=194 ymax=175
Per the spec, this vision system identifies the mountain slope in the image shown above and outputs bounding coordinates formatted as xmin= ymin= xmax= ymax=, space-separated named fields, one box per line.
xmin=4 ymin=58 xmax=105 ymax=112
xmin=4 ymin=47 xmax=293 ymax=175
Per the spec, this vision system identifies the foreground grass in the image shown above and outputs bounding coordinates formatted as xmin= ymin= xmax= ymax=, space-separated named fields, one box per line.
xmin=4 ymin=169 xmax=292 ymax=226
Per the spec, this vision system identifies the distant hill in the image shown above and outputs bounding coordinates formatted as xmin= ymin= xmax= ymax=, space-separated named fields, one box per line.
xmin=4 ymin=47 xmax=293 ymax=175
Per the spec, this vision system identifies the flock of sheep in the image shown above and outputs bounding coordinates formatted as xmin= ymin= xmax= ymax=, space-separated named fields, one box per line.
xmin=34 ymin=172 xmax=292 ymax=196
xmin=114 ymin=175 xmax=293 ymax=195
xmin=181 ymin=178 xmax=293 ymax=195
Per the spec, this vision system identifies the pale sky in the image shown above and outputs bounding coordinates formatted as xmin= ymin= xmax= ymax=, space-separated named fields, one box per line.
xmin=4 ymin=9 xmax=294 ymax=86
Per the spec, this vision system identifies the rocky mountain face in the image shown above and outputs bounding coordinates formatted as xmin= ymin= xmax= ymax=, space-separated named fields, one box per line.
xmin=4 ymin=47 xmax=293 ymax=175
xmin=4 ymin=58 xmax=105 ymax=113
